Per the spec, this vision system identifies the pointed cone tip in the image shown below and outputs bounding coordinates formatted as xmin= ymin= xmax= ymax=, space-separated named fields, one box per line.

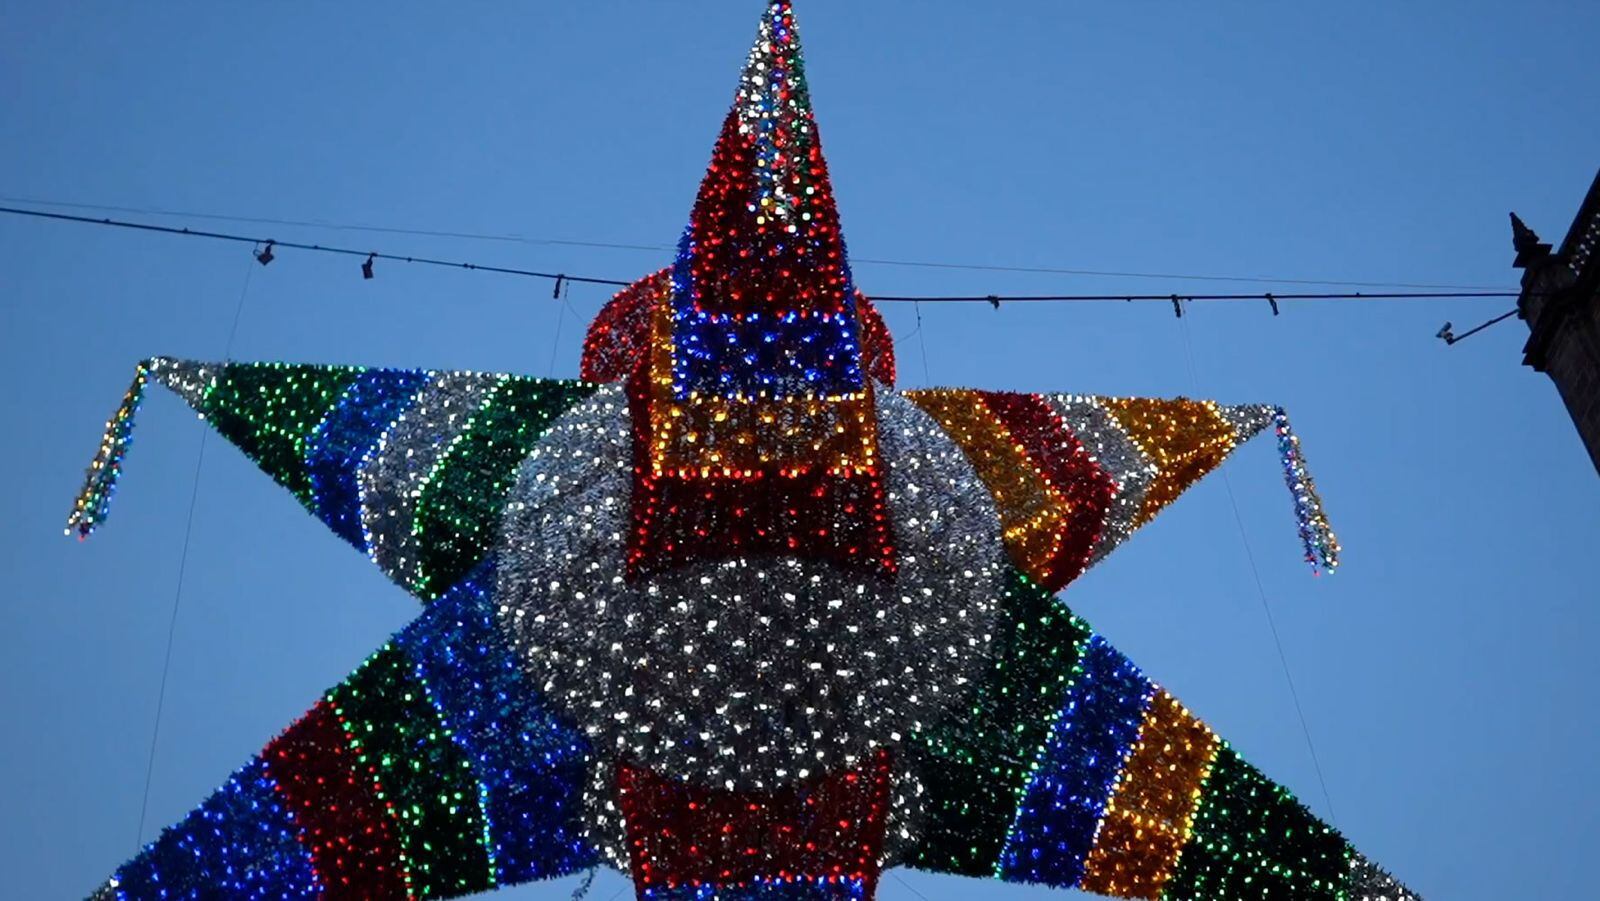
xmin=673 ymin=0 xmax=852 ymax=322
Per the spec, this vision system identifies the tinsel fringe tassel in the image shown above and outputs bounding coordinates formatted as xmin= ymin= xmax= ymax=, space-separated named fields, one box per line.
xmin=1271 ymin=407 xmax=1339 ymax=573
xmin=67 ymin=360 xmax=151 ymax=539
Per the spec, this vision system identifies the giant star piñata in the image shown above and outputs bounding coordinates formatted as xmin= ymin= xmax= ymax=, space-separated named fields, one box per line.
xmin=68 ymin=4 xmax=1417 ymax=899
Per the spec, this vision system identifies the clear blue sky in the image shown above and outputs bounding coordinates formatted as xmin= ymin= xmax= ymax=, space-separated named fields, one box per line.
xmin=3 ymin=2 xmax=1598 ymax=898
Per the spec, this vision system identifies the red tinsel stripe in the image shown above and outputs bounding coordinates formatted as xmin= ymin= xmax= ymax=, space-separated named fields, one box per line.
xmin=581 ymin=270 xmax=671 ymax=384
xmin=855 ymin=295 xmax=896 ymax=387
xmin=978 ymin=392 xmax=1117 ymax=592
xmin=263 ymin=700 xmax=411 ymax=900
xmin=617 ymin=750 xmax=893 ymax=893
xmin=627 ymin=467 xmax=896 ymax=581
xmin=624 ymin=368 xmax=895 ymax=581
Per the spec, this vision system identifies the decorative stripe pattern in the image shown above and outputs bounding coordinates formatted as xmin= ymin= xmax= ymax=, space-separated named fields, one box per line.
xmin=1097 ymin=397 xmax=1240 ymax=526
xmin=76 ymin=360 xmax=1377 ymax=901
xmin=583 ymin=272 xmax=895 ymax=395
xmin=909 ymin=581 xmax=1409 ymax=901
xmin=200 ymin=362 xmax=367 ymax=505
xmin=1164 ymin=744 xmax=1346 ymax=899
xmin=307 ymin=369 xmax=430 ymax=548
xmin=327 ymin=644 xmax=494 ymax=897
xmin=411 ymin=378 xmax=596 ymax=597
xmin=495 ymin=386 xmax=1012 ymax=861
xmin=106 ymin=759 xmax=322 ymax=899
xmin=68 ymin=358 xmax=597 ymax=602
xmin=906 ymin=390 xmax=1117 ymax=591
xmin=266 ymin=699 xmax=408 ymax=897
xmin=1078 ymin=690 xmax=1217 ymax=898
xmin=394 ymin=562 xmax=596 ymax=884
xmin=999 ymin=636 xmax=1154 ymax=887
xmin=616 ymin=751 xmax=893 ymax=898
xmin=907 ymin=570 xmax=1093 ymax=876
xmin=907 ymin=389 xmax=1340 ymax=588
xmin=982 ymin=392 xmax=1115 ymax=585
xmin=101 ymin=561 xmax=597 ymax=900
xmin=361 ymin=372 xmax=505 ymax=593
xmin=627 ymin=276 xmax=895 ymax=581
xmin=1043 ymin=396 xmax=1157 ymax=567
xmin=668 ymin=0 xmax=861 ymax=400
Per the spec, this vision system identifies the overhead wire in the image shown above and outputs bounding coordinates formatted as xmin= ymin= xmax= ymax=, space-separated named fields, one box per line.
xmin=0 ymin=193 xmax=1513 ymax=289
xmin=0 ymin=205 xmax=632 ymax=287
xmin=0 ymin=194 xmax=675 ymax=253
xmin=850 ymin=256 xmax=1504 ymax=291
xmin=873 ymin=290 xmax=1518 ymax=303
xmin=3 ymin=199 xmax=1523 ymax=297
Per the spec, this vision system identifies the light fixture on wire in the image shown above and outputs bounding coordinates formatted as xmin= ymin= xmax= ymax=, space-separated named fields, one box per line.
xmin=362 ymin=253 xmax=376 ymax=280
xmin=254 ymin=241 xmax=275 ymax=266
xmin=1435 ymin=309 xmax=1519 ymax=347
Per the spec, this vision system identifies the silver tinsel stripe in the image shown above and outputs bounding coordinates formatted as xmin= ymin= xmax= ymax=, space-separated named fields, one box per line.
xmin=492 ymin=384 xmax=636 ymax=865
xmin=1349 ymin=853 xmax=1424 ymax=900
xmin=148 ymin=356 xmax=219 ymax=410
xmin=1214 ymin=402 xmax=1276 ymax=444
xmin=495 ymin=387 xmax=1010 ymax=863
xmin=358 ymin=371 xmax=502 ymax=592
xmin=873 ymin=387 xmax=1015 ymax=862
xmin=1041 ymin=394 xmax=1155 ymax=570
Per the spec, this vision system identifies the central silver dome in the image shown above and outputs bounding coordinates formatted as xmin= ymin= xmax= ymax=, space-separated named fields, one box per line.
xmin=496 ymin=386 xmax=1009 ymax=803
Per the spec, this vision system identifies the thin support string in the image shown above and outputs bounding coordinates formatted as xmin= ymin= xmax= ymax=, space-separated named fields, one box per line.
xmin=132 ymin=427 xmax=208 ymax=852
xmin=1219 ymin=469 xmax=1340 ymax=828
xmin=133 ymin=257 xmax=255 ymax=851
xmin=1176 ymin=314 xmax=1340 ymax=827
xmin=890 ymin=871 xmax=936 ymax=901
xmin=562 ymin=291 xmax=585 ymax=374
xmin=913 ymin=300 xmax=932 ymax=387
xmin=548 ymin=280 xmax=570 ymax=378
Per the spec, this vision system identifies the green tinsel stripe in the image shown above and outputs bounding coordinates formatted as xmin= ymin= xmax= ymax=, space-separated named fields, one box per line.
xmin=1162 ymin=744 xmax=1347 ymax=900
xmin=908 ymin=570 xmax=1092 ymax=876
xmin=411 ymin=377 xmax=597 ymax=600
xmin=200 ymin=363 xmax=365 ymax=508
xmin=326 ymin=645 xmax=494 ymax=899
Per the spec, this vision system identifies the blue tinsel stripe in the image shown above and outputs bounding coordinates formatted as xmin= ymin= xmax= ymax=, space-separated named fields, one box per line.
xmin=393 ymin=559 xmax=599 ymax=886
xmin=997 ymin=635 xmax=1154 ymax=889
xmin=304 ymin=368 xmax=429 ymax=549
xmin=110 ymin=758 xmax=321 ymax=899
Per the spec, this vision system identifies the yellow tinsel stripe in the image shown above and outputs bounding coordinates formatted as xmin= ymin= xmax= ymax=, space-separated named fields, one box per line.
xmin=904 ymin=389 xmax=1068 ymax=581
xmin=1079 ymin=689 xmax=1218 ymax=899
xmin=1099 ymin=398 xmax=1237 ymax=526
